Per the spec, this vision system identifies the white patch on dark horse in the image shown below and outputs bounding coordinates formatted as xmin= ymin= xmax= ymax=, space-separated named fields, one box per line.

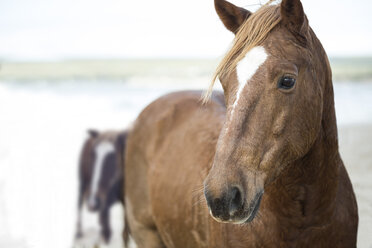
xmin=88 ymin=142 xmax=115 ymax=210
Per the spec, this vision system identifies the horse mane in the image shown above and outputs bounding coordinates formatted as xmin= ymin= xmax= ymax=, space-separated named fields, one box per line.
xmin=203 ymin=3 xmax=281 ymax=102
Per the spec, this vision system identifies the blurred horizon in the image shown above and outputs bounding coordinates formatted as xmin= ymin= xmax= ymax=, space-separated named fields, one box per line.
xmin=1 ymin=57 xmax=372 ymax=83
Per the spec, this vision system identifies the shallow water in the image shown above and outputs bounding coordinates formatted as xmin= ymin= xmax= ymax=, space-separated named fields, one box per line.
xmin=0 ymin=80 xmax=371 ymax=248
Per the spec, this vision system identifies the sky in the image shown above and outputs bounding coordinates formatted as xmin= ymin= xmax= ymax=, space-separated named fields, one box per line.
xmin=0 ymin=0 xmax=371 ymax=61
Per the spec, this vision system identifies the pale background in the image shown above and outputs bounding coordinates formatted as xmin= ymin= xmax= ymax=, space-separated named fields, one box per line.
xmin=0 ymin=0 xmax=371 ymax=248
xmin=0 ymin=0 xmax=372 ymax=60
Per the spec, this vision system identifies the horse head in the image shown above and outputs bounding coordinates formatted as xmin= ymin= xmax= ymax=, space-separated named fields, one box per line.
xmin=204 ymin=0 xmax=334 ymax=224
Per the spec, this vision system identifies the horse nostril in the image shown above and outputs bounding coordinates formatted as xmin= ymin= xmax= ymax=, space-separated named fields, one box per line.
xmin=229 ymin=186 xmax=243 ymax=215
xmin=205 ymin=185 xmax=245 ymax=220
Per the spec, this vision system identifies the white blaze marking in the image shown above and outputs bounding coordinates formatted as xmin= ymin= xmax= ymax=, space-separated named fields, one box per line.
xmin=232 ymin=46 xmax=268 ymax=114
xmin=88 ymin=141 xmax=115 ymax=207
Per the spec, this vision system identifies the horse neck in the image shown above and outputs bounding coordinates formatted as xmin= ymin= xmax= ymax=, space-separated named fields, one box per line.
xmin=269 ymin=51 xmax=340 ymax=226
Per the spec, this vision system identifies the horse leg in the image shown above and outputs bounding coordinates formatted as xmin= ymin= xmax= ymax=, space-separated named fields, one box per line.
xmin=125 ymin=154 xmax=165 ymax=248
xmin=123 ymin=216 xmax=130 ymax=247
xmin=99 ymin=206 xmax=112 ymax=243
xmin=75 ymin=183 xmax=84 ymax=239
xmin=125 ymin=215 xmax=165 ymax=248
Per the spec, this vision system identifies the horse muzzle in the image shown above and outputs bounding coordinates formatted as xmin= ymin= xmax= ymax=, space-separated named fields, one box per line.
xmin=204 ymin=185 xmax=264 ymax=224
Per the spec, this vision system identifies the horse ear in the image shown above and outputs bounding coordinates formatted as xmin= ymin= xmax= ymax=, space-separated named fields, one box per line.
xmin=88 ymin=129 xmax=99 ymax=138
xmin=215 ymin=0 xmax=251 ymax=34
xmin=280 ymin=0 xmax=307 ymax=42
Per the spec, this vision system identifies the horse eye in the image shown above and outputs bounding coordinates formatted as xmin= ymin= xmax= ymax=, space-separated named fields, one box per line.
xmin=277 ymin=76 xmax=296 ymax=90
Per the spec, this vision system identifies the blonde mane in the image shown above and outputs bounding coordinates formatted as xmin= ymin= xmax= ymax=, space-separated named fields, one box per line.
xmin=203 ymin=3 xmax=281 ymax=102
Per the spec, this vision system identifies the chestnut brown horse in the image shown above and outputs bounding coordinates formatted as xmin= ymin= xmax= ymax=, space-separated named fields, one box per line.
xmin=124 ymin=0 xmax=358 ymax=247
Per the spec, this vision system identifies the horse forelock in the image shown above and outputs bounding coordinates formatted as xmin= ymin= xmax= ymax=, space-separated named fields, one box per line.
xmin=204 ymin=4 xmax=282 ymax=103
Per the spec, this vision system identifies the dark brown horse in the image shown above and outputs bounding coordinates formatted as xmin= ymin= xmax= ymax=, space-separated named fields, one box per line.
xmin=124 ymin=0 xmax=358 ymax=247
xmin=75 ymin=129 xmax=128 ymax=245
